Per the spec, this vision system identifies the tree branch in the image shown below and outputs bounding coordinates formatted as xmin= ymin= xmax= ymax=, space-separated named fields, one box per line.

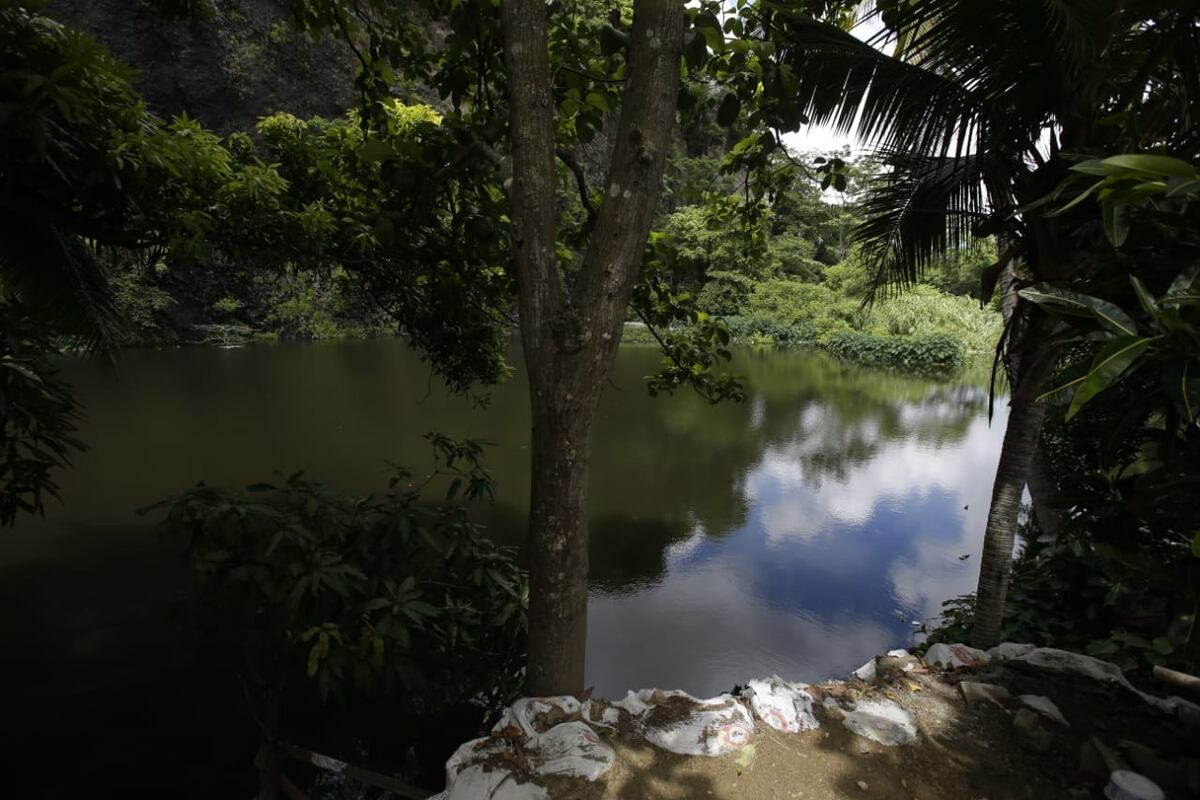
xmin=556 ymin=147 xmax=597 ymax=224
xmin=499 ymin=0 xmax=564 ymax=352
xmin=573 ymin=0 xmax=684 ymax=336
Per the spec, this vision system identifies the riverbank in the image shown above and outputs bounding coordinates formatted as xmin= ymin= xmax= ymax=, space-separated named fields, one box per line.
xmin=623 ymin=319 xmax=989 ymax=376
xmin=429 ymin=644 xmax=1200 ymax=799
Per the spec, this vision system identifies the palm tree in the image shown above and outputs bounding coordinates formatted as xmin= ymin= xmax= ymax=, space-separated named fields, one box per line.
xmin=770 ymin=0 xmax=1200 ymax=647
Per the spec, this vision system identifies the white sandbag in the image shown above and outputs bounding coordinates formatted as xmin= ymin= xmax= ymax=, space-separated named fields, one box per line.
xmin=625 ymin=689 xmax=755 ymax=757
xmin=492 ymin=696 xmax=583 ymax=740
xmin=528 ymin=721 xmax=615 ymax=780
xmin=582 ymin=698 xmax=620 ymax=728
xmin=744 ymin=676 xmax=820 ymax=733
xmin=442 ymin=695 xmax=615 ymax=796
xmin=1011 ymin=647 xmax=1135 ymax=691
xmin=613 ymin=690 xmax=651 ymax=716
xmin=988 ymin=642 xmax=1037 ymax=660
xmin=840 ymin=698 xmax=919 ymax=746
xmin=923 ymin=642 xmax=991 ymax=669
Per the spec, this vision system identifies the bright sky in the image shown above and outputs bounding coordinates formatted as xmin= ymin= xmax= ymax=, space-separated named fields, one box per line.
xmin=780 ymin=14 xmax=889 ymax=157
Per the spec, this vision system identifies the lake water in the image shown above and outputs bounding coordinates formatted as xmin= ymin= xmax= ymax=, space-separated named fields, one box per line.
xmin=0 ymin=339 xmax=1005 ymax=794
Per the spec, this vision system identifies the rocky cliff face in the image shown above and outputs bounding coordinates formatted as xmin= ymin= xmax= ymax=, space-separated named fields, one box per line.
xmin=47 ymin=0 xmax=357 ymax=134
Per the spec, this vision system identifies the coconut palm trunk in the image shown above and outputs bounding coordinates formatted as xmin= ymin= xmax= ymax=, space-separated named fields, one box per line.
xmin=971 ymin=307 xmax=1061 ymax=646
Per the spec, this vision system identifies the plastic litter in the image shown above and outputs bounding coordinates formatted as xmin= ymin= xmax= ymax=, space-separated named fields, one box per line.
xmin=622 ymin=689 xmax=755 ymax=757
xmin=923 ymin=642 xmax=991 ymax=669
xmin=840 ymin=697 xmax=919 ymax=746
xmin=1105 ymin=769 xmax=1165 ymax=800
xmin=744 ymin=676 xmax=820 ymax=733
xmin=852 ymin=648 xmax=912 ymax=682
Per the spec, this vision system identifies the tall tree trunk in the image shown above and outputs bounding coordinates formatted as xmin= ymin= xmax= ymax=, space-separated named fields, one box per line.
xmin=971 ymin=314 xmax=1060 ymax=649
xmin=500 ymin=0 xmax=683 ymax=696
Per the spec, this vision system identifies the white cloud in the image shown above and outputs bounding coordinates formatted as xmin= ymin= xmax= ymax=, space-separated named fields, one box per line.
xmin=586 ymin=558 xmax=896 ymax=697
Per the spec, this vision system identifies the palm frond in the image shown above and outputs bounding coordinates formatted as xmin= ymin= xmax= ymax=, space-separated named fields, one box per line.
xmin=773 ymin=15 xmax=980 ymax=158
xmin=855 ymin=151 xmax=1005 ymax=293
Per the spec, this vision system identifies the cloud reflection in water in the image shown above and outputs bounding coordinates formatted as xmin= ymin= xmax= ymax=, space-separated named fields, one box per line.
xmin=586 ymin=385 xmax=1007 ymax=698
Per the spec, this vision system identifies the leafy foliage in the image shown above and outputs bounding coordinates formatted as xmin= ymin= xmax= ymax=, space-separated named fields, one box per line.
xmin=926 ymin=154 xmax=1200 ymax=677
xmin=863 ymin=285 xmax=1002 ymax=356
xmin=826 ymin=331 xmax=964 ymax=373
xmin=144 ymin=434 xmax=527 ymax=714
xmin=0 ymin=304 xmax=84 ymax=526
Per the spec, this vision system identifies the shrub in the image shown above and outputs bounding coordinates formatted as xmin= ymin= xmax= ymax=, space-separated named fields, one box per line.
xmin=723 ymin=314 xmax=816 ymax=345
xmin=825 ymin=331 xmax=965 ymax=372
xmin=146 ymin=435 xmax=527 ymax=792
xmin=696 ymin=270 xmax=756 ymax=316
xmin=620 ymin=321 xmax=658 ymax=344
xmin=745 ymin=279 xmax=862 ymax=340
xmin=0 ymin=305 xmax=84 ymax=526
xmin=864 ymin=285 xmax=1002 ymax=356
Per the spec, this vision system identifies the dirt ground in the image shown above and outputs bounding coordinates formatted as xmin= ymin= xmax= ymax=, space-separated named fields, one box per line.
xmin=439 ymin=649 xmax=1199 ymax=800
xmin=584 ymin=670 xmax=1076 ymax=800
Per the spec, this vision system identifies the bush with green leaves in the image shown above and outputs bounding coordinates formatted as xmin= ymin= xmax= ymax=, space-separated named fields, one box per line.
xmin=825 ymin=331 xmax=965 ymax=372
xmin=919 ymin=241 xmax=998 ymax=299
xmin=721 ymin=314 xmax=817 ymax=346
xmin=144 ymin=434 xmax=527 ymax=790
xmin=744 ymin=278 xmax=863 ymax=341
xmin=696 ymin=270 xmax=757 ymax=317
xmin=864 ymin=284 xmax=1002 ymax=356
xmin=0 ymin=304 xmax=84 ymax=526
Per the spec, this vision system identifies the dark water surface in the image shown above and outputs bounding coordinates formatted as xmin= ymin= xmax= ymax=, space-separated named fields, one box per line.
xmin=0 ymin=340 xmax=1004 ymax=794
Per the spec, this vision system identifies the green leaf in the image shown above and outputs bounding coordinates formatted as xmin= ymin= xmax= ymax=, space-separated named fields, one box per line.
xmin=1069 ymin=159 xmax=1112 ymax=177
xmin=1100 ymin=154 xmax=1197 ymax=178
xmin=1018 ymin=285 xmax=1137 ymax=336
xmin=307 ymin=642 xmax=321 ymax=677
xmin=1102 ymin=202 xmax=1129 ymax=247
xmin=584 ymin=92 xmax=610 ymax=113
xmin=358 ymin=139 xmax=395 ymax=162
xmin=1151 ymin=637 xmax=1174 ymax=655
xmin=1066 ymin=335 xmax=1154 ymax=420
xmin=735 ymin=742 xmax=757 ymax=775
xmin=1192 ymin=530 xmax=1200 ymax=558
xmin=1129 ymin=275 xmax=1158 ymax=318
xmin=1167 ymin=264 xmax=1200 ymax=297
xmin=696 ymin=19 xmax=723 ymax=51
xmin=716 ymin=93 xmax=740 ymax=127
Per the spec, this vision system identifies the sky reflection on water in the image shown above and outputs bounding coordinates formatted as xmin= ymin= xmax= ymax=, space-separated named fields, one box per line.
xmin=586 ymin=373 xmax=1006 ymax=697
xmin=2 ymin=340 xmax=1006 ymax=705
